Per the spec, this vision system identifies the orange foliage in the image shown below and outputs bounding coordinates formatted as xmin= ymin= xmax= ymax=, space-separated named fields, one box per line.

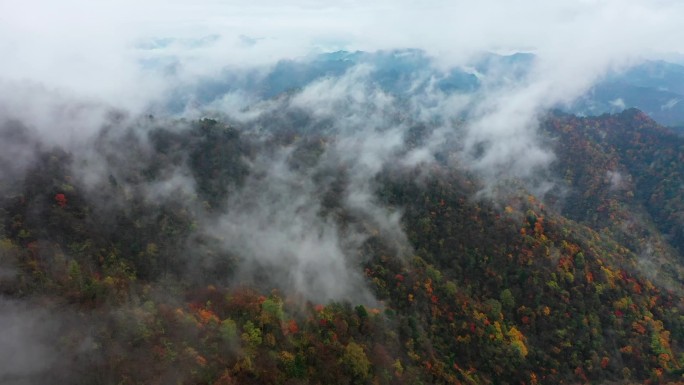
xmin=196 ymin=355 xmax=207 ymax=367
xmin=530 ymin=372 xmax=538 ymax=385
xmin=286 ymin=319 xmax=299 ymax=334
xmin=424 ymin=278 xmax=433 ymax=295
xmin=632 ymin=322 xmax=647 ymax=335
xmin=196 ymin=308 xmax=219 ymax=324
xmin=600 ymin=357 xmax=609 ymax=369
xmin=558 ymin=257 xmax=572 ymax=271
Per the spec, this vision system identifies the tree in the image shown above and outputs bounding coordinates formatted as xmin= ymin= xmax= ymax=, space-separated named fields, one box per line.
xmin=341 ymin=342 xmax=371 ymax=380
xmin=500 ymin=289 xmax=515 ymax=311
xmin=55 ymin=193 xmax=67 ymax=207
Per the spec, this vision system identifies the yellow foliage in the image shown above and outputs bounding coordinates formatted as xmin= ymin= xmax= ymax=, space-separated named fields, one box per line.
xmin=493 ymin=321 xmax=504 ymax=341
xmin=508 ymin=326 xmax=528 ymax=357
xmin=340 ymin=342 xmax=370 ymax=378
xmin=456 ymin=335 xmax=472 ymax=343
xmin=265 ymin=332 xmax=276 ymax=347
xmin=392 ymin=359 xmax=404 ymax=376
xmin=511 ymin=340 xmax=528 ymax=358
xmin=0 ymin=238 xmax=17 ymax=252
xmin=601 ymin=266 xmax=617 ymax=288
xmin=279 ymin=351 xmax=295 ymax=364
xmin=614 ymin=297 xmax=631 ymax=310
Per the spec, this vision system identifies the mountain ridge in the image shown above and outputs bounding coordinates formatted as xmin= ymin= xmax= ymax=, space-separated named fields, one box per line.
xmin=1 ymin=107 xmax=683 ymax=384
xmin=169 ymin=50 xmax=684 ymax=128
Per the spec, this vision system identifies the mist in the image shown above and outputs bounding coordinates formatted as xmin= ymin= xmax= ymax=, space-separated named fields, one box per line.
xmin=0 ymin=299 xmax=95 ymax=385
xmin=2 ymin=2 xmax=684 ymax=384
xmin=2 ymin=0 xmax=684 ymax=300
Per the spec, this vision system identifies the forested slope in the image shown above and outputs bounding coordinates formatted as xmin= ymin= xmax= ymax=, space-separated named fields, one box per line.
xmin=1 ymin=111 xmax=683 ymax=385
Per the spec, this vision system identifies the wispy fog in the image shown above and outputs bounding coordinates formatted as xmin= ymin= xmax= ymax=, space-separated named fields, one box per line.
xmin=2 ymin=0 xmax=684 ymax=301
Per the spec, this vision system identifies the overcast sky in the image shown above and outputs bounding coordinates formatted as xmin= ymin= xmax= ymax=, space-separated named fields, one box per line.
xmin=1 ymin=0 xmax=684 ymax=113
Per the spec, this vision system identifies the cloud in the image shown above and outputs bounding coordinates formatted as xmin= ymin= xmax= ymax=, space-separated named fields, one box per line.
xmin=2 ymin=0 xmax=684 ymax=109
xmin=0 ymin=298 xmax=94 ymax=385
xmin=209 ymin=149 xmax=378 ymax=304
xmin=661 ymin=98 xmax=680 ymax=110
xmin=202 ymin=72 xmax=413 ymax=302
xmin=3 ymin=0 xmax=681 ymax=180
xmin=610 ymin=98 xmax=627 ymax=110
xmin=2 ymin=0 xmax=684 ymax=303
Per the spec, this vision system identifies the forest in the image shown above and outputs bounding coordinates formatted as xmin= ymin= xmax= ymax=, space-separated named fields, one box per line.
xmin=1 ymin=108 xmax=683 ymax=385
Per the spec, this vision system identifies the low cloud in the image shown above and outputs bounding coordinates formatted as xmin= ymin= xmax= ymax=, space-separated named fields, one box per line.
xmin=210 ymin=150 xmax=376 ymax=303
xmin=0 ymin=298 xmax=94 ymax=385
xmin=2 ymin=0 xmax=684 ymax=303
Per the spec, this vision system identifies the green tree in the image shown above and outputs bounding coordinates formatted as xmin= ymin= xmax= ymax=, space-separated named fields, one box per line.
xmin=500 ymin=289 xmax=515 ymax=311
xmin=341 ymin=342 xmax=370 ymax=380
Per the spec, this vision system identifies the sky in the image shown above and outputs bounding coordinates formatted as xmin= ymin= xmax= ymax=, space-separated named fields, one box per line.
xmin=2 ymin=0 xmax=684 ymax=114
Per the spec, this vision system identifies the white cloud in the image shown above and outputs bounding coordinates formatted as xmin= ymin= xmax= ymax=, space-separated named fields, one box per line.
xmin=610 ymin=98 xmax=626 ymax=110
xmin=661 ymin=98 xmax=679 ymax=110
xmin=2 ymin=0 xmax=684 ymax=302
xmin=2 ymin=0 xmax=684 ymax=109
xmin=1 ymin=1 xmax=681 ymax=154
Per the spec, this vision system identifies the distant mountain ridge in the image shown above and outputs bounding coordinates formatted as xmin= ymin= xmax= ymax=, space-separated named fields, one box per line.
xmin=571 ymin=61 xmax=684 ymax=127
xmin=171 ymin=49 xmax=684 ymax=127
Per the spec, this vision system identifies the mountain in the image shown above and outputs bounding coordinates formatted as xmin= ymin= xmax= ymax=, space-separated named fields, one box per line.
xmin=168 ymin=49 xmax=482 ymax=111
xmin=570 ymin=70 xmax=684 ymax=127
xmin=545 ymin=109 xmax=684 ymax=260
xmin=1 ymin=108 xmax=683 ymax=384
xmin=170 ymin=50 xmax=684 ymax=128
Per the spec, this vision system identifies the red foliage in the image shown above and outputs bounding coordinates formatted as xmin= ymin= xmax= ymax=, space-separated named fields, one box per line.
xmin=55 ymin=193 xmax=67 ymax=207
xmin=286 ymin=319 xmax=299 ymax=334
xmin=227 ymin=287 xmax=262 ymax=316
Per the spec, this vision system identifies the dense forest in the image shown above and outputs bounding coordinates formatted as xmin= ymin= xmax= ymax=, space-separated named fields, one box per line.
xmin=1 ymin=108 xmax=683 ymax=385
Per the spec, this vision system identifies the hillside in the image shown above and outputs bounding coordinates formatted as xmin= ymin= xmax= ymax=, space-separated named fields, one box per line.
xmin=544 ymin=109 xmax=684 ymax=266
xmin=1 ymin=110 xmax=683 ymax=385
